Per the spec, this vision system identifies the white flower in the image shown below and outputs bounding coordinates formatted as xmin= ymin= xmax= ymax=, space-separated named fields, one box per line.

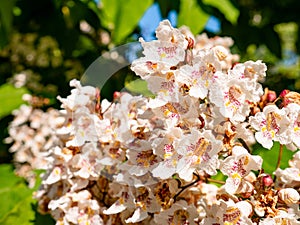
xmin=176 ymin=129 xmax=223 ymax=181
xmin=274 ymin=167 xmax=300 ymax=188
xmin=153 ymin=200 xmax=198 ymax=225
xmin=104 ymin=188 xmax=134 ymax=215
xmin=202 ymin=199 xmax=255 ymax=225
xmin=278 ymin=188 xmax=300 ymax=204
xmin=176 ymin=61 xmax=220 ymax=99
xmin=259 ymin=210 xmax=300 ymax=225
xmin=286 ymin=103 xmax=300 ymax=150
xmin=249 ymin=104 xmax=290 ymax=149
xmin=210 ymin=78 xmax=258 ymax=122
xmin=155 ymin=20 xmax=186 ymax=46
xmin=220 ymin=146 xmax=262 ymax=194
xmin=70 ymin=142 xmax=103 ymax=179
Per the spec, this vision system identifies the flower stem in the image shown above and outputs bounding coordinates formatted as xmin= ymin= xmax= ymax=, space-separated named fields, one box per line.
xmin=206 ymin=178 xmax=225 ymax=185
xmin=173 ymin=173 xmax=200 ymax=201
xmin=276 ymin=144 xmax=283 ymax=169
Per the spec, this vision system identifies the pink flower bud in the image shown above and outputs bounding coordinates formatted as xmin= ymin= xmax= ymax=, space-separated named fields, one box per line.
xmin=113 ymin=91 xmax=121 ymax=101
xmin=266 ymin=91 xmax=276 ymax=102
xmin=279 ymin=89 xmax=290 ymax=98
xmin=262 ymin=174 xmax=273 ymax=187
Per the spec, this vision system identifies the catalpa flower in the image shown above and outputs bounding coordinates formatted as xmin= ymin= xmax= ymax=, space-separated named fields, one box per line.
xmin=176 ymin=128 xmax=223 ymax=181
xmin=259 ymin=210 xmax=300 ymax=225
xmin=120 ymin=147 xmax=160 ymax=177
xmin=176 ymin=62 xmax=221 ymax=99
xmin=66 ymin=106 xmax=106 ymax=147
xmin=125 ymin=186 xmax=160 ymax=223
xmin=200 ymin=199 xmax=254 ymax=225
xmin=249 ymin=104 xmax=290 ymax=149
xmin=210 ymin=78 xmax=259 ymax=122
xmin=274 ymin=152 xmax=300 ymax=188
xmin=220 ymin=146 xmax=262 ymax=194
xmin=218 ymin=200 xmax=254 ymax=225
xmin=151 ymin=124 xmax=183 ymax=179
xmin=154 ymin=200 xmax=198 ymax=225
xmin=285 ymin=103 xmax=300 ymax=150
xmin=146 ymin=70 xmax=181 ymax=104
xmin=57 ymin=79 xmax=96 ymax=111
xmin=103 ymin=186 xmax=134 ymax=215
xmin=131 ymin=38 xmax=185 ymax=75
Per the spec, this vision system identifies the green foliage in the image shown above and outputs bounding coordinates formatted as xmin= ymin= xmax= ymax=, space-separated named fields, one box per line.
xmin=0 ymin=84 xmax=28 ymax=119
xmin=202 ymin=0 xmax=239 ymax=25
xmin=177 ymin=0 xmax=210 ymax=34
xmin=0 ymin=164 xmax=54 ymax=225
xmin=252 ymin=142 xmax=295 ymax=175
xmin=100 ymin=0 xmax=153 ymax=44
xmin=0 ymin=0 xmax=17 ymax=48
xmin=124 ymin=79 xmax=155 ymax=97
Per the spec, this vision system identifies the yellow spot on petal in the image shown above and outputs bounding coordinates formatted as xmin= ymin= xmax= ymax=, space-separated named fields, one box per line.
xmin=205 ymin=80 xmax=209 ymax=87
xmin=164 ymin=153 xmax=172 ymax=159
xmin=80 ymin=130 xmax=85 ymax=137
xmin=294 ymin=126 xmax=300 ymax=132
xmin=270 ymin=130 xmax=275 ymax=138
xmin=232 ymin=173 xmax=241 ymax=179
xmin=54 ymin=168 xmax=61 ymax=175
xmin=160 ymin=53 xmax=166 ymax=58
xmin=244 ymin=156 xmax=249 ymax=165
xmin=224 ymin=222 xmax=233 ymax=225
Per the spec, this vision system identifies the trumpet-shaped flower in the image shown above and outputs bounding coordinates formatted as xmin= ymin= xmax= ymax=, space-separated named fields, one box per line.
xmin=220 ymin=146 xmax=262 ymax=194
xmin=250 ymin=104 xmax=290 ymax=149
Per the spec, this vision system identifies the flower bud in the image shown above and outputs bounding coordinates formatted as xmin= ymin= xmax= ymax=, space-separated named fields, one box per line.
xmin=278 ymin=188 xmax=300 ymax=204
xmin=262 ymin=174 xmax=273 ymax=187
xmin=266 ymin=90 xmax=276 ymax=102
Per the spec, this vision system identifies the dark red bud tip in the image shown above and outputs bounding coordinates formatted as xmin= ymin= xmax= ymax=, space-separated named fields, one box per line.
xmin=279 ymin=89 xmax=290 ymax=98
xmin=231 ymin=62 xmax=239 ymax=69
xmin=113 ymin=91 xmax=121 ymax=100
xmin=186 ymin=37 xmax=194 ymax=50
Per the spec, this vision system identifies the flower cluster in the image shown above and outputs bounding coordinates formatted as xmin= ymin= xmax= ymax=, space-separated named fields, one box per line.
xmin=6 ymin=95 xmax=64 ymax=187
xmin=8 ymin=20 xmax=300 ymax=224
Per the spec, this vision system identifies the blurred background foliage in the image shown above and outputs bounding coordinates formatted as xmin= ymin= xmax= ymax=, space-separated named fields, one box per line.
xmin=0 ymin=0 xmax=299 ymax=161
xmin=0 ymin=1 xmax=299 ymax=223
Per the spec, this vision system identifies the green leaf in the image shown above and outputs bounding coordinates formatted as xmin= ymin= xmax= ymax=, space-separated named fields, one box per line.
xmin=0 ymin=84 xmax=28 ymax=118
xmin=124 ymin=79 xmax=155 ymax=97
xmin=100 ymin=0 xmax=153 ymax=44
xmin=0 ymin=164 xmax=54 ymax=225
xmin=0 ymin=0 xmax=17 ymax=48
xmin=177 ymin=0 xmax=210 ymax=34
xmin=252 ymin=142 xmax=295 ymax=175
xmin=202 ymin=0 xmax=239 ymax=24
xmin=0 ymin=164 xmax=33 ymax=223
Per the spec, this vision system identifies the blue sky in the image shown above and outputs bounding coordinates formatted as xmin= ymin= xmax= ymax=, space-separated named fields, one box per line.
xmin=138 ymin=2 xmax=221 ymax=41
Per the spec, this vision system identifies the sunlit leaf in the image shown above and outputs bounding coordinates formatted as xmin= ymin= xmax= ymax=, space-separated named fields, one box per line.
xmin=177 ymin=0 xmax=210 ymax=34
xmin=0 ymin=164 xmax=33 ymax=224
xmin=0 ymin=84 xmax=28 ymax=118
xmin=0 ymin=164 xmax=54 ymax=225
xmin=124 ymin=79 xmax=155 ymax=97
xmin=202 ymin=0 xmax=239 ymax=24
xmin=252 ymin=142 xmax=295 ymax=175
xmin=100 ymin=0 xmax=153 ymax=43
